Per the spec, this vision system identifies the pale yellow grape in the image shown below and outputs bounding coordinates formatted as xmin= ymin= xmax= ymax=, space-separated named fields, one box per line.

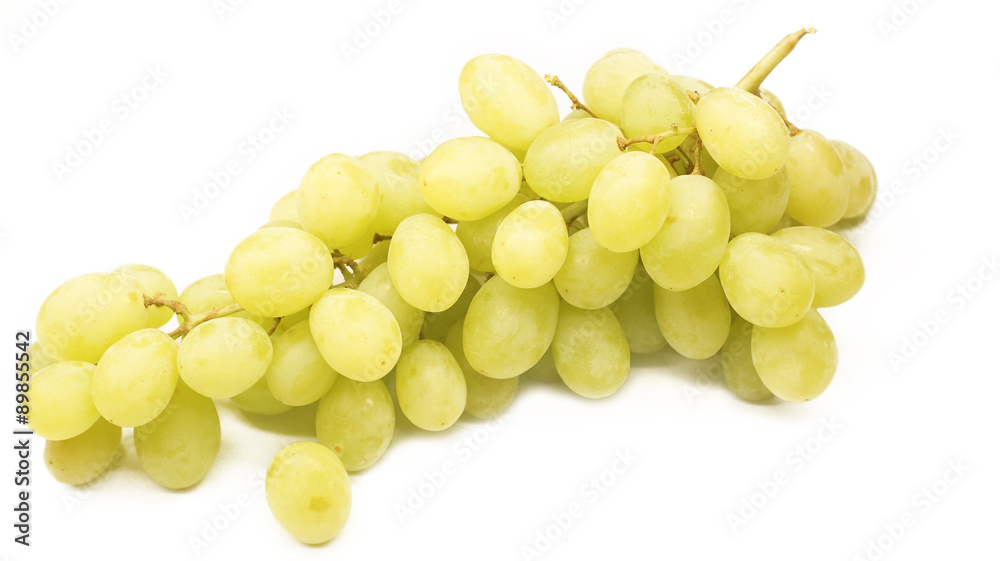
xmin=446 ymin=319 xmax=518 ymax=419
xmin=337 ymin=226 xmax=375 ymax=259
xmin=522 ymin=118 xmax=623 ymax=202
xmin=422 ymin=275 xmax=481 ymax=343
xmin=583 ymin=48 xmax=667 ymax=124
xmin=36 ymin=273 xmax=148 ymax=363
xmin=653 ymin=274 xmax=731 ymax=360
xmin=554 ymin=228 xmax=638 ymax=310
xmin=309 ymin=288 xmax=401 ymax=382
xmin=610 ymin=265 xmax=667 ymax=354
xmin=115 ymin=264 xmax=178 ymax=328
xmin=225 ymin=227 xmax=334 ymax=318
xmin=492 ymin=200 xmax=568 ymax=288
xmin=134 ymin=381 xmax=221 ymax=489
xmin=419 ymin=137 xmax=521 ymax=221
xmin=620 ymin=73 xmax=695 ymax=153
xmin=458 ymin=54 xmax=559 ymax=152
xmin=92 ymin=328 xmax=178 ymax=427
xmin=266 ymin=441 xmax=351 ymax=545
xmin=358 ymin=263 xmax=425 ymax=345
xmin=785 ymin=129 xmax=849 ymax=227
xmin=552 ymin=302 xmax=630 ymax=399
xmin=270 ymin=190 xmax=300 ymax=222
xmin=718 ymin=233 xmax=815 ymax=328
xmin=457 ymin=194 xmax=529 ymax=273
xmin=260 ymin=219 xmax=302 ymax=230
xmin=752 ymin=309 xmax=837 ymax=402
xmin=230 ymin=375 xmax=293 ymax=416
xmin=589 ymin=152 xmax=672 ymax=252
xmin=771 ymin=226 xmax=865 ymax=307
xmin=28 ymin=362 xmax=99 ymax=441
xmin=177 ymin=317 xmax=273 ymax=398
xmin=671 ymin=75 xmax=714 ymax=96
xmin=720 ymin=316 xmax=773 ymax=401
xmin=831 ymin=140 xmax=878 ymax=219
xmin=770 ymin=212 xmax=796 ymax=233
xmin=519 ymin=179 xmax=542 ymax=199
xmin=178 ymin=274 xmax=271 ymax=329
xmin=269 ymin=306 xmax=311 ymax=341
xmin=266 ymin=321 xmax=339 ymax=406
xmin=463 ymin=277 xmax=559 ymax=379
xmin=640 ymin=175 xmax=730 ymax=291
xmin=44 ymin=418 xmax=121 ymax=485
xmin=712 ymin=166 xmax=790 ymax=235
xmin=361 ymin=240 xmax=391 ymax=271
xmin=695 ymin=87 xmax=789 ymax=180
xmin=316 ymin=378 xmax=394 ymax=471
xmin=388 ymin=214 xmax=470 ymax=312
xmin=525 ymin=347 xmax=560 ymax=383
xmin=298 ymin=153 xmax=379 ymax=250
xmin=27 ymin=341 xmax=58 ymax=374
xmin=395 ymin=340 xmax=467 ymax=431
xmin=758 ymin=88 xmax=787 ymax=120
xmin=563 ymin=109 xmax=592 ymax=120
xmin=360 ymin=151 xmax=440 ymax=234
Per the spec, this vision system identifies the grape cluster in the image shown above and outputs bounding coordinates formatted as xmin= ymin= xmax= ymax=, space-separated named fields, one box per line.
xmin=28 ymin=27 xmax=875 ymax=545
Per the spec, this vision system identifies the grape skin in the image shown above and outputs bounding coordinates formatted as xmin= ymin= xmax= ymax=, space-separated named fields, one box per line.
xmin=771 ymin=226 xmax=865 ymax=308
xmin=115 ymin=264 xmax=178 ymax=328
xmin=831 ymin=139 xmax=878 ymax=219
xmin=654 ymin=274 xmax=731 ymax=360
xmin=784 ymin=129 xmax=850 ymax=227
xmin=583 ymin=48 xmax=667 ymax=124
xmin=266 ymin=441 xmax=351 ymax=545
xmin=395 ymin=340 xmax=467 ymax=431
xmin=588 ymin=151 xmax=672 ymax=253
xmin=492 ymin=200 xmax=569 ymax=289
xmin=309 ymin=288 xmax=402 ymax=382
xmin=718 ymin=233 xmax=815 ymax=328
xmin=620 ymin=73 xmax=695 ymax=153
xmin=44 ymin=418 xmax=122 ymax=486
xmin=609 ymin=264 xmax=667 ymax=355
xmin=92 ymin=328 xmax=179 ymax=427
xmin=752 ymin=309 xmax=838 ymax=402
xmin=551 ymin=302 xmax=630 ymax=399
xmin=358 ymin=263 xmax=425 ymax=346
xmin=695 ymin=87 xmax=789 ymax=180
xmin=388 ymin=214 xmax=470 ymax=312
xmin=720 ymin=316 xmax=773 ymax=402
xmin=316 ymin=378 xmax=394 ymax=471
xmin=522 ymin=118 xmax=623 ymax=203
xmin=298 ymin=153 xmax=380 ymax=250
xmin=418 ymin=137 xmax=521 ymax=221
xmin=554 ymin=228 xmax=638 ymax=310
xmin=446 ymin=319 xmax=518 ymax=420
xmin=28 ymin=361 xmax=100 ymax=441
xmin=177 ymin=317 xmax=273 ymax=399
xmin=265 ymin=321 xmax=339 ymax=407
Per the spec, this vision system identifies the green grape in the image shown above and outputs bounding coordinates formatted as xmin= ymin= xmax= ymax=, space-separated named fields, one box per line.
xmin=230 ymin=375 xmax=293 ymax=416
xmin=525 ymin=346 xmax=560 ymax=383
xmin=589 ymin=151 xmax=672 ymax=252
xmin=694 ymin=87 xmax=789 ymax=180
xmin=395 ymin=340 xmax=467 ymax=431
xmin=758 ymin=87 xmax=787 ymax=120
xmin=620 ymin=73 xmax=695 ymax=153
xmin=784 ymin=129 xmax=849 ymax=227
xmin=712 ymin=166 xmax=790 ymax=235
xmin=563 ymin=109 xmax=592 ymax=121
xmin=752 ymin=309 xmax=837 ymax=402
xmin=27 ymin=341 xmax=58 ymax=374
xmin=771 ymin=226 xmax=865 ymax=307
xmin=115 ymin=264 xmax=178 ymax=328
xmin=28 ymin=362 xmax=99 ymax=441
xmin=463 ymin=277 xmax=559 ymax=379
xmin=519 ymin=179 xmax=542 ymax=199
xmin=457 ymin=194 xmax=530 ymax=273
xmin=583 ymin=48 xmax=668 ymax=124
xmin=388 ymin=214 xmax=470 ymax=312
xmin=770 ymin=212 xmax=796 ymax=233
xmin=830 ymin=140 xmax=878 ymax=219
xmin=358 ymin=263 xmax=425 ymax=346
xmin=640 ymin=175 xmax=730 ymax=291
xmin=522 ymin=118 xmax=623 ymax=202
xmin=718 ymin=233 xmax=815 ymax=328
xmin=720 ymin=315 xmax=773 ymax=401
xmin=361 ymin=240 xmax=391 ymax=271
xmin=653 ymin=274 xmax=731 ymax=360
xmin=270 ymin=190 xmax=300 ymax=222
xmin=266 ymin=321 xmax=339 ymax=406
xmin=134 ymin=381 xmax=221 ymax=489
xmin=492 ymin=200 xmax=569 ymax=289
xmin=418 ymin=137 xmax=521 ymax=221
xmin=269 ymin=306 xmax=311 ymax=341
xmin=552 ymin=302 xmax=630 ymax=398
xmin=610 ymin=264 xmax=666 ymax=354
xmin=554 ymin=228 xmax=638 ymax=310
xmin=458 ymin=54 xmax=559 ymax=152
xmin=298 ymin=153 xmax=379 ymax=250
xmin=445 ymin=319 xmax=518 ymax=419
xmin=316 ymin=378 xmax=394 ymax=471
xmin=310 ymin=288 xmax=402 ymax=382
xmin=360 ymin=150 xmax=440 ymax=235
xmin=670 ymin=75 xmax=714 ymax=96
xmin=177 ymin=317 xmax=273 ymax=398
xmin=179 ymin=274 xmax=273 ymax=330
xmin=336 ymin=226 xmax=375 ymax=259
xmin=36 ymin=272 xmax=148 ymax=363
xmin=92 ymin=328 xmax=179 ymax=427
xmin=260 ymin=219 xmax=302 ymax=230
xmin=44 ymin=417 xmax=121 ymax=485
xmin=225 ymin=227 xmax=334 ymax=318
xmin=266 ymin=441 xmax=351 ymax=545
xmin=422 ymin=275 xmax=482 ymax=343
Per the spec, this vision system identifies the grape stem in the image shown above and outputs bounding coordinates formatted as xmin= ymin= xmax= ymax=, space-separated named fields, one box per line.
xmin=144 ymin=293 xmax=191 ymax=323
xmin=687 ymin=90 xmax=702 ymax=104
xmin=691 ymin=133 xmax=704 ymax=176
xmin=373 ymin=233 xmax=392 ymax=243
xmin=545 ymin=75 xmax=598 ymax=118
xmin=266 ymin=317 xmax=282 ymax=336
xmin=780 ymin=112 xmax=802 ymax=136
xmin=560 ymin=200 xmax=588 ymax=224
xmin=332 ymin=251 xmax=370 ymax=288
xmin=167 ymin=302 xmax=244 ymax=339
xmin=617 ymin=126 xmax=697 ymax=152
xmin=735 ymin=26 xmax=816 ymax=95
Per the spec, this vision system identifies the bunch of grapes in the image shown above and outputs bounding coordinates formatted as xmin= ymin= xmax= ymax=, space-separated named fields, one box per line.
xmin=28 ymin=27 xmax=875 ymax=545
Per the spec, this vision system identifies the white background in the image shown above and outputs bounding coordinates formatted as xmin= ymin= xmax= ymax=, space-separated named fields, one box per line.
xmin=1 ymin=0 xmax=998 ymax=559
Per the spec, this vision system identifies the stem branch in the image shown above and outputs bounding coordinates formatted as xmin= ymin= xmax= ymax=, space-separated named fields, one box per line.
xmin=545 ymin=75 xmax=598 ymax=118
xmin=168 ymin=303 xmax=244 ymax=339
xmin=735 ymin=26 xmax=816 ymax=94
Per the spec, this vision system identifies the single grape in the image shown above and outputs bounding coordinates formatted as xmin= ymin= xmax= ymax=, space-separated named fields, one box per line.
xmin=694 ymin=87 xmax=789 ymax=180
xmin=758 ymin=88 xmax=787 ymax=120
xmin=552 ymin=302 xmax=630 ymax=399
xmin=336 ymin=226 xmax=376 ymax=259
xmin=361 ymin=239 xmax=391 ymax=271
xmin=27 ymin=341 xmax=58 ymax=374
xmin=260 ymin=219 xmax=302 ymax=230
xmin=358 ymin=263 xmax=425 ymax=346
xmin=492 ymin=200 xmax=569 ymax=288
xmin=269 ymin=305 xmax=311 ymax=341
xmin=718 ymin=233 xmax=815 ymax=328
xmin=522 ymin=118 xmax=623 ymax=202
xmin=653 ymin=274 xmax=731 ymax=360
xmin=445 ymin=319 xmax=518 ymax=420
xmin=395 ymin=340 xmax=467 ymax=431
xmin=583 ymin=48 xmax=668 ymax=124
xmin=830 ymin=140 xmax=878 ymax=219
xmin=177 ymin=317 xmax=273 ymax=399
xmin=230 ymin=375 xmax=294 ymax=416
xmin=752 ymin=309 xmax=837 ymax=402
xmin=266 ymin=441 xmax=351 ymax=545
xmin=419 ymin=137 xmax=521 ymax=221
xmin=388 ymin=214 xmax=470 ymax=312
xmin=92 ymin=328 xmax=179 ymax=427
xmin=422 ymin=275 xmax=482 ymax=343
xmin=670 ymin=75 xmax=714 ymax=96
xmin=562 ymin=109 xmax=592 ymax=121
xmin=524 ymin=346 xmax=560 ymax=383
xmin=720 ymin=316 xmax=773 ymax=401
xmin=309 ymin=288 xmax=402 ymax=382
xmin=44 ymin=417 xmax=121 ymax=486
xmin=298 ymin=153 xmax=379 ymax=250
xmin=270 ymin=190 xmax=300 ymax=222
xmin=115 ymin=264 xmax=178 ymax=328
xmin=266 ymin=321 xmax=339 ymax=407
xmin=589 ymin=151 xmax=672 ymax=252
xmin=610 ymin=264 xmax=667 ymax=354
xmin=620 ymin=73 xmax=695 ymax=153
xmin=771 ymin=226 xmax=865 ymax=307
xmin=712 ymin=166 xmax=790 ymax=235
xmin=316 ymin=377 xmax=394 ymax=471
xmin=360 ymin=151 xmax=440 ymax=235
xmin=457 ymin=194 xmax=530 ymax=274
xmin=28 ymin=361 xmax=99 ymax=441
xmin=554 ymin=228 xmax=638 ymax=310
xmin=785 ymin=129 xmax=850 ymax=227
